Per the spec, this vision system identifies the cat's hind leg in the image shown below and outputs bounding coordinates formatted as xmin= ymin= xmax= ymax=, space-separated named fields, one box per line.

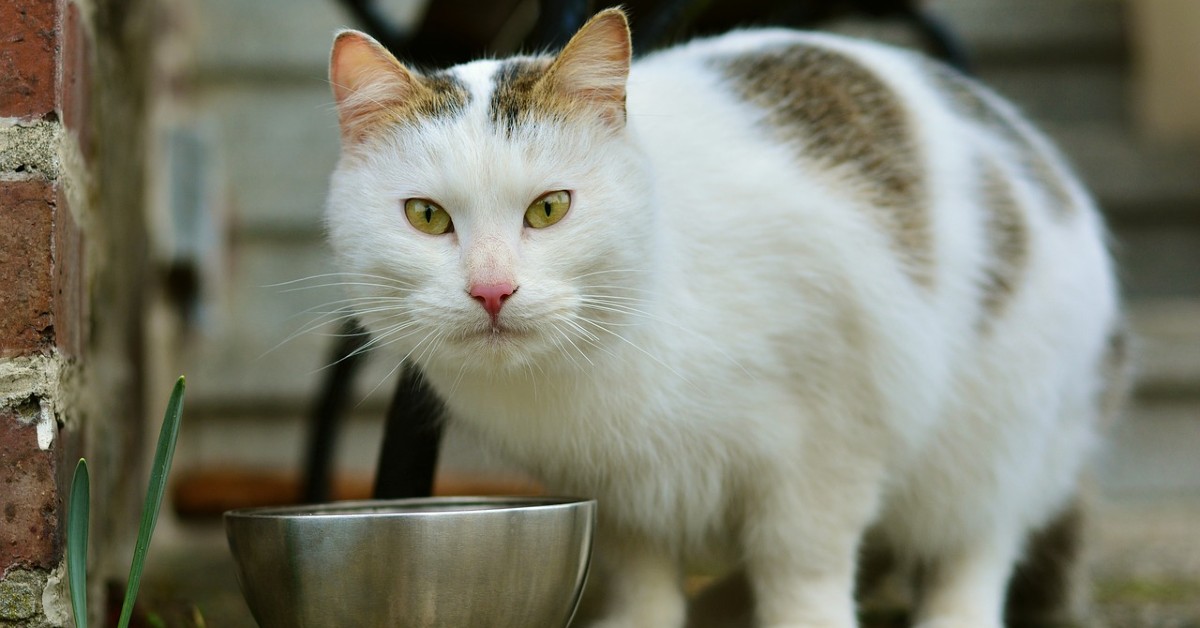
xmin=1003 ymin=499 xmax=1089 ymax=627
xmin=912 ymin=528 xmax=1023 ymax=628
xmin=742 ymin=463 xmax=883 ymax=628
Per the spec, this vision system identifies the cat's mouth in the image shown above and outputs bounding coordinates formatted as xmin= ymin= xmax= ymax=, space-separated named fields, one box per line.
xmin=465 ymin=321 xmax=533 ymax=342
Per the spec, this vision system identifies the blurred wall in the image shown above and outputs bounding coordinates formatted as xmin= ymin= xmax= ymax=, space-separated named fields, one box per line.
xmin=162 ymin=0 xmax=1200 ymax=509
xmin=1 ymin=0 xmax=161 ymax=624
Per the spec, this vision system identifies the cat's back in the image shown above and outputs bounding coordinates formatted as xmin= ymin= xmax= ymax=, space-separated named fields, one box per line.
xmin=626 ymin=27 xmax=1115 ymax=315
xmin=623 ymin=28 xmax=1119 ymax=426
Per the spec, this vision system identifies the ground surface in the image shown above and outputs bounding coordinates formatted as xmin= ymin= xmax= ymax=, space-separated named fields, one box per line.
xmin=140 ymin=494 xmax=1200 ymax=627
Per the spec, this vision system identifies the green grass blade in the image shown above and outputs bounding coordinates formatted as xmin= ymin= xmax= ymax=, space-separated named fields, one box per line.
xmin=67 ymin=458 xmax=89 ymax=628
xmin=118 ymin=376 xmax=186 ymax=628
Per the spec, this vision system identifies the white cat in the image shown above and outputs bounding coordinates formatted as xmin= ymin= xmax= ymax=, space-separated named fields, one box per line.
xmin=324 ymin=9 xmax=1127 ymax=628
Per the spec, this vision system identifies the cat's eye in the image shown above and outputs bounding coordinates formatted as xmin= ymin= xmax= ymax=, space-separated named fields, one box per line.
xmin=524 ymin=191 xmax=571 ymax=229
xmin=404 ymin=198 xmax=453 ymax=235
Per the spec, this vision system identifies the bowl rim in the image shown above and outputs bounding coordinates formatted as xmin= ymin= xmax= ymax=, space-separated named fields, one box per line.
xmin=223 ymin=495 xmax=596 ymax=520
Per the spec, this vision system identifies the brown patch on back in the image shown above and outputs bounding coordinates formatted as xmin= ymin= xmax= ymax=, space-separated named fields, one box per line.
xmin=927 ymin=62 xmax=1076 ymax=218
xmin=977 ymin=159 xmax=1030 ymax=331
xmin=714 ymin=44 xmax=933 ymax=288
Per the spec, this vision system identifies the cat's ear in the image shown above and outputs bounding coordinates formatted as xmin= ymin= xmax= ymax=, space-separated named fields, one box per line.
xmin=544 ymin=8 xmax=632 ymax=125
xmin=329 ymin=30 xmax=420 ymax=142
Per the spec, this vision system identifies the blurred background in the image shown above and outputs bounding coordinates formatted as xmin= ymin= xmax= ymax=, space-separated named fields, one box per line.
xmin=8 ymin=0 xmax=1194 ymax=624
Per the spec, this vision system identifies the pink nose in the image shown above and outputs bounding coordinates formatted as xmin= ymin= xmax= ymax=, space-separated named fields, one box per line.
xmin=469 ymin=283 xmax=516 ymax=321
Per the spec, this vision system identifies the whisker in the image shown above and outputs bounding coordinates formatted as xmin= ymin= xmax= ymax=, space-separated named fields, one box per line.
xmin=262 ymin=302 xmax=433 ymax=358
xmin=358 ymin=329 xmax=441 ymax=405
xmin=577 ymin=317 xmax=697 ymax=387
xmin=567 ymin=268 xmax=651 ymax=282
xmin=551 ymin=322 xmax=594 ymax=367
xmin=545 ymin=326 xmax=582 ymax=370
xmin=311 ymin=321 xmax=423 ymax=373
xmin=446 ymin=360 xmax=471 ymax=399
xmin=290 ymin=295 xmax=412 ymax=316
xmin=276 ymin=281 xmax=418 ymax=294
xmin=262 ymin=271 xmax=415 ymax=289
xmin=578 ymin=284 xmax=657 ymax=294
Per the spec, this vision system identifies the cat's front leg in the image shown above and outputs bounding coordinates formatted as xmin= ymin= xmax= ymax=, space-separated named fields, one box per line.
xmin=742 ymin=468 xmax=880 ymax=628
xmin=745 ymin=530 xmax=860 ymax=628
xmin=586 ymin=536 xmax=687 ymax=628
xmin=911 ymin=530 xmax=1022 ymax=628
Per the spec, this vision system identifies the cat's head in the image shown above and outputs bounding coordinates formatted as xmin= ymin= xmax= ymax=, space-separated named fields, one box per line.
xmin=325 ymin=9 xmax=654 ymax=373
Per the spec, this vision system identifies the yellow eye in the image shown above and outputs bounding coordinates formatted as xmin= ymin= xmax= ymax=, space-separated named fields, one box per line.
xmin=404 ymin=198 xmax=453 ymax=235
xmin=524 ymin=191 xmax=571 ymax=229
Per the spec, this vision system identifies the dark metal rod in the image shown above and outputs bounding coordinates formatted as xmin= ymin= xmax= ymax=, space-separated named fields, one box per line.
xmin=906 ymin=8 xmax=973 ymax=74
xmin=631 ymin=0 xmax=715 ymax=54
xmin=302 ymin=317 xmax=372 ymax=503
xmin=373 ymin=363 xmax=446 ymax=499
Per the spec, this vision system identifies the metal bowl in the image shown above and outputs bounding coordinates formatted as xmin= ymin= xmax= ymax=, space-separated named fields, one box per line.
xmin=225 ymin=496 xmax=596 ymax=628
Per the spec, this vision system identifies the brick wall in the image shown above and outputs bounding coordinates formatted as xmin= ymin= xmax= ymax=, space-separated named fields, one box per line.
xmin=1 ymin=0 xmax=154 ymax=625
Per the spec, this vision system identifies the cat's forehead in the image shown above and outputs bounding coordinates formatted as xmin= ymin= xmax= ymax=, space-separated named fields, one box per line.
xmin=440 ymin=56 xmax=561 ymax=132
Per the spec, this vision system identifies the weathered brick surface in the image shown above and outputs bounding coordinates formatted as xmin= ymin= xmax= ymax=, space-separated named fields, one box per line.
xmin=0 ymin=0 xmax=60 ymax=120
xmin=0 ymin=404 xmax=60 ymax=573
xmin=62 ymin=1 xmax=92 ymax=157
xmin=0 ymin=180 xmax=56 ymax=358
xmin=54 ymin=187 xmax=85 ymax=357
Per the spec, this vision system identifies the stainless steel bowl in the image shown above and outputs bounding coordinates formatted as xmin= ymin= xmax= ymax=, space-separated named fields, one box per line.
xmin=225 ymin=496 xmax=596 ymax=628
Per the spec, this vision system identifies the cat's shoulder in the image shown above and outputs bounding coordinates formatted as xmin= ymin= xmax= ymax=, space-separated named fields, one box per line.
xmin=635 ymin=27 xmax=989 ymax=123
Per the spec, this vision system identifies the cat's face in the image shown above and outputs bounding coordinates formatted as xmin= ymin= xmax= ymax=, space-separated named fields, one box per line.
xmin=325 ymin=10 xmax=652 ymax=372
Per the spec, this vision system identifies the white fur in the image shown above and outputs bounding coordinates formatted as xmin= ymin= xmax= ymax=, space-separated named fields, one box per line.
xmin=325 ymin=28 xmax=1119 ymax=628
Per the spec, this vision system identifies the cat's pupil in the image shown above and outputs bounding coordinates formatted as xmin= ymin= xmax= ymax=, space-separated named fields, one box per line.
xmin=424 ymin=206 xmax=432 ymax=223
xmin=544 ymin=201 xmax=552 ymax=217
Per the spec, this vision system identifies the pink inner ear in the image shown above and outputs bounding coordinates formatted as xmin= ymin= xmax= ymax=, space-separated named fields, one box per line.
xmin=329 ymin=32 xmax=417 ymax=142
xmin=547 ymin=9 xmax=631 ymax=113
xmin=331 ymin=33 xmax=380 ymax=104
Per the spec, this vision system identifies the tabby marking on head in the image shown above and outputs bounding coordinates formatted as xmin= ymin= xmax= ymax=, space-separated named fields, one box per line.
xmin=714 ymin=45 xmax=932 ymax=287
xmin=489 ymin=9 xmax=631 ymax=134
xmin=488 ymin=57 xmax=556 ymax=132
xmin=410 ymin=71 xmax=472 ymax=120
xmin=328 ymin=30 xmax=470 ymax=144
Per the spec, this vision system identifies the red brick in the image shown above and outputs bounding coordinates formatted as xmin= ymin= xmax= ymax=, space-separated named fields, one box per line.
xmin=0 ymin=180 xmax=56 ymax=357
xmin=0 ymin=404 xmax=60 ymax=572
xmin=53 ymin=186 xmax=84 ymax=357
xmin=0 ymin=0 xmax=61 ymax=120
xmin=61 ymin=1 xmax=92 ymax=157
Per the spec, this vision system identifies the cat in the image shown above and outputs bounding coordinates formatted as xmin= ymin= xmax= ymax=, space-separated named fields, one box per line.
xmin=323 ymin=9 xmax=1128 ymax=628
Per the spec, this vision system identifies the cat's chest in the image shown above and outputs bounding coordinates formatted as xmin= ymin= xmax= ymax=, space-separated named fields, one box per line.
xmin=432 ymin=367 xmax=738 ymax=547
xmin=426 ymin=363 xmax=700 ymax=474
xmin=432 ymin=367 xmax=644 ymax=441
